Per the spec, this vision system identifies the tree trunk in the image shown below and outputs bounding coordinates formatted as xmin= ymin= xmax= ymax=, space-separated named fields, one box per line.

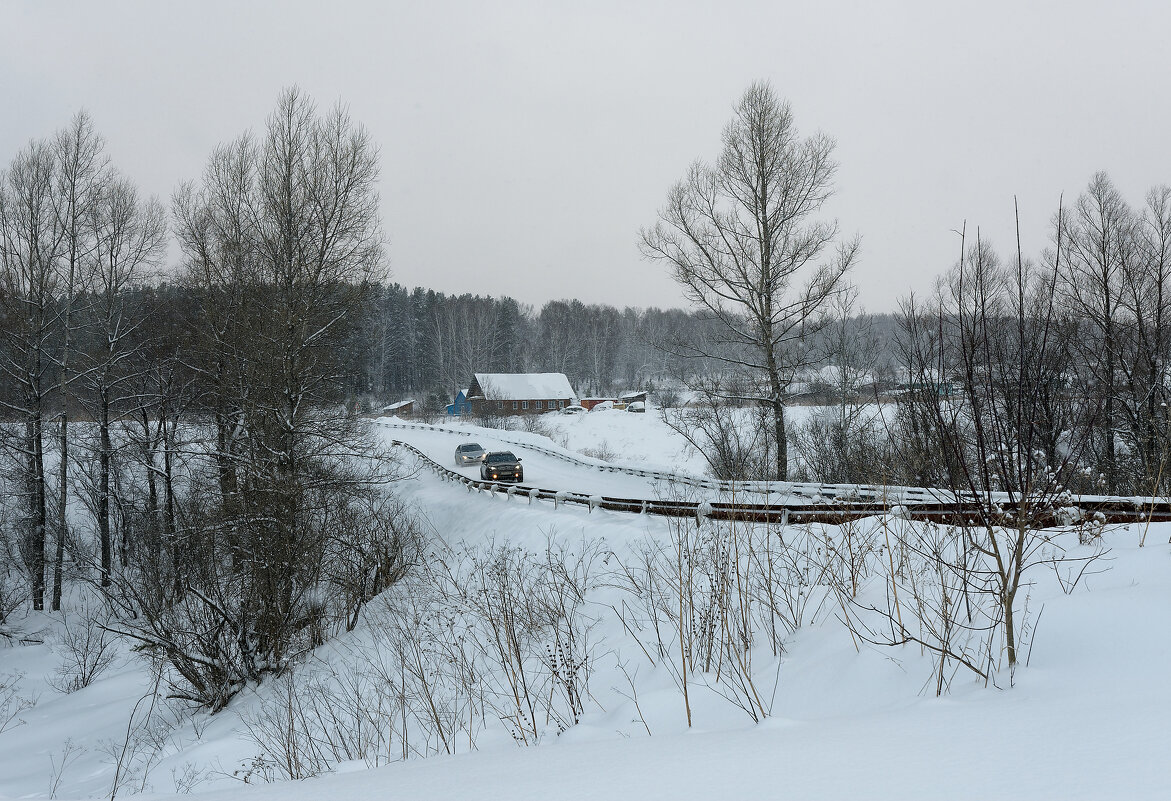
xmin=29 ymin=411 xmax=47 ymax=611
xmin=99 ymin=388 xmax=112 ymax=587
xmin=1104 ymin=316 xmax=1117 ymax=492
xmin=772 ymin=398 xmax=787 ymax=482
xmin=1003 ymin=584 xmax=1018 ymax=667
xmin=141 ymin=405 xmax=159 ymax=552
xmin=162 ymin=413 xmax=180 ymax=598
xmin=765 ymin=348 xmax=788 ymax=481
xmin=52 ymin=415 xmax=66 ymax=610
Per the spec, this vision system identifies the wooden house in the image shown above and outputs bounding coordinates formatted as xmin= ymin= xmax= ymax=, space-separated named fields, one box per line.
xmin=381 ymin=399 xmax=415 ymax=417
xmin=465 ymin=373 xmax=577 ymax=415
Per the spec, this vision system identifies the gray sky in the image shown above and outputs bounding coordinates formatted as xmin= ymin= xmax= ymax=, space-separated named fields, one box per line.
xmin=2 ymin=1 xmax=1168 ymax=312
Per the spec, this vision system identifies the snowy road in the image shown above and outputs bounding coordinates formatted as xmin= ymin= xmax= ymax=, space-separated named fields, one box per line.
xmin=375 ymin=418 xmax=963 ymax=506
xmin=375 ymin=419 xmax=717 ymax=500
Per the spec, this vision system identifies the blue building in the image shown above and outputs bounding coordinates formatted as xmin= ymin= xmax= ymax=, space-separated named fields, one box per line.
xmin=445 ymin=389 xmax=473 ymax=416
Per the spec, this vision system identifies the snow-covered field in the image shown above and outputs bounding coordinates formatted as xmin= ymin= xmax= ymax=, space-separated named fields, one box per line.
xmin=1 ymin=412 xmax=1168 ymax=800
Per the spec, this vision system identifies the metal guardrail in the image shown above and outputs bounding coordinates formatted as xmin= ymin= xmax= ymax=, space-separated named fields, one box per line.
xmin=388 ymin=435 xmax=1171 ymax=527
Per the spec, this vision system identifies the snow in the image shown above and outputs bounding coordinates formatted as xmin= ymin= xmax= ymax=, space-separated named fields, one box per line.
xmin=1 ymin=410 xmax=1169 ymax=800
xmin=472 ymin=373 xmax=575 ymax=401
xmin=130 ymin=608 xmax=1170 ymax=801
xmin=513 ymin=403 xmax=711 ymax=475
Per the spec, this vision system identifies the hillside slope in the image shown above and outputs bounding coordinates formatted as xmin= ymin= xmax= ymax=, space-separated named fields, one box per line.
xmin=0 ymin=418 xmax=1167 ymax=800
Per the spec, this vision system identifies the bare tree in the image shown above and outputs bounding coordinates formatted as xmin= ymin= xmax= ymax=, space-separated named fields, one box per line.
xmin=790 ymin=287 xmax=891 ymax=483
xmin=641 ymin=81 xmax=858 ymax=479
xmin=890 ymin=291 xmax=964 ymax=489
xmin=117 ymin=87 xmax=391 ymax=708
xmin=906 ymin=206 xmax=1091 ymax=669
xmin=1116 ymin=186 xmax=1171 ymax=493
xmin=581 ymin=305 xmax=621 ymax=394
xmin=0 ymin=138 xmax=64 ymax=610
xmin=50 ymin=111 xmax=109 ymax=608
xmin=1058 ymin=173 xmax=1132 ymax=493
xmin=76 ymin=175 xmax=166 ymax=586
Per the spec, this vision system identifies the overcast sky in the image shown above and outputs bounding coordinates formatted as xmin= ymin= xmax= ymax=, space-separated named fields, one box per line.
xmin=2 ymin=1 xmax=1168 ymax=313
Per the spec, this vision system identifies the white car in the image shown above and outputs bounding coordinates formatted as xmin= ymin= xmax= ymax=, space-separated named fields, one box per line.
xmin=454 ymin=442 xmax=487 ymax=466
xmin=562 ymin=404 xmax=585 ymax=414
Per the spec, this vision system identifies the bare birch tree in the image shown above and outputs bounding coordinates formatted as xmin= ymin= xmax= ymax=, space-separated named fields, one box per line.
xmin=77 ymin=175 xmax=166 ymax=586
xmin=1116 ymin=186 xmax=1171 ymax=493
xmin=51 ymin=111 xmax=109 ymax=606
xmin=122 ymin=87 xmax=391 ymax=708
xmin=641 ymin=81 xmax=858 ymax=479
xmin=0 ymin=139 xmax=64 ymax=610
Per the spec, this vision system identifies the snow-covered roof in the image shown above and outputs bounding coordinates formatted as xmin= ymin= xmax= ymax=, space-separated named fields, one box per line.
xmin=472 ymin=372 xmax=576 ymax=400
xmin=382 ymin=399 xmax=415 ymax=411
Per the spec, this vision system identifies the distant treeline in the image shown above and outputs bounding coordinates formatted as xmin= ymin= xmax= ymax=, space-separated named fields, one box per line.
xmin=356 ymin=285 xmax=703 ymax=406
xmin=0 ymin=280 xmax=903 ymax=418
xmin=353 ymin=283 xmax=902 ymax=410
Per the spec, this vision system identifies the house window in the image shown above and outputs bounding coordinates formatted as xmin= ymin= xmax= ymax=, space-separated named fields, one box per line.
xmin=535 ymin=400 xmax=542 ymax=410
xmin=497 ymin=401 xmax=503 ymax=409
xmin=522 ymin=401 xmax=528 ymax=410
xmin=558 ymin=400 xmax=565 ymax=408
xmin=512 ymin=401 xmax=518 ymax=410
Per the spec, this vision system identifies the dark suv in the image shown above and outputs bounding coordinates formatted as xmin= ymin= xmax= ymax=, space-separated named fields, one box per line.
xmin=481 ymin=451 xmax=524 ymax=482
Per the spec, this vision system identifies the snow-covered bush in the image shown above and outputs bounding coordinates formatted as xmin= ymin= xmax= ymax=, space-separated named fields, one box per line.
xmin=48 ymin=597 xmax=119 ymax=693
xmin=619 ymin=514 xmax=836 ymax=723
xmin=834 ymin=514 xmax=1109 ymax=692
xmin=0 ymin=557 xmax=27 ymax=645
xmin=238 ymin=533 xmax=609 ymax=779
xmin=102 ymin=473 xmax=421 ymax=713
xmin=788 ymin=406 xmax=896 ymax=484
xmin=0 ymin=671 xmax=36 ymax=734
xmin=659 ymin=385 xmax=777 ymax=481
xmin=430 ymin=537 xmax=605 ymax=742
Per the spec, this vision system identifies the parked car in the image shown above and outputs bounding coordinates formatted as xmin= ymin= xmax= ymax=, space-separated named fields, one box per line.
xmin=454 ymin=442 xmax=487 ymax=466
xmin=626 ymin=401 xmax=645 ymax=413
xmin=481 ymin=451 xmax=524 ymax=482
xmin=562 ymin=404 xmax=585 ymax=414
